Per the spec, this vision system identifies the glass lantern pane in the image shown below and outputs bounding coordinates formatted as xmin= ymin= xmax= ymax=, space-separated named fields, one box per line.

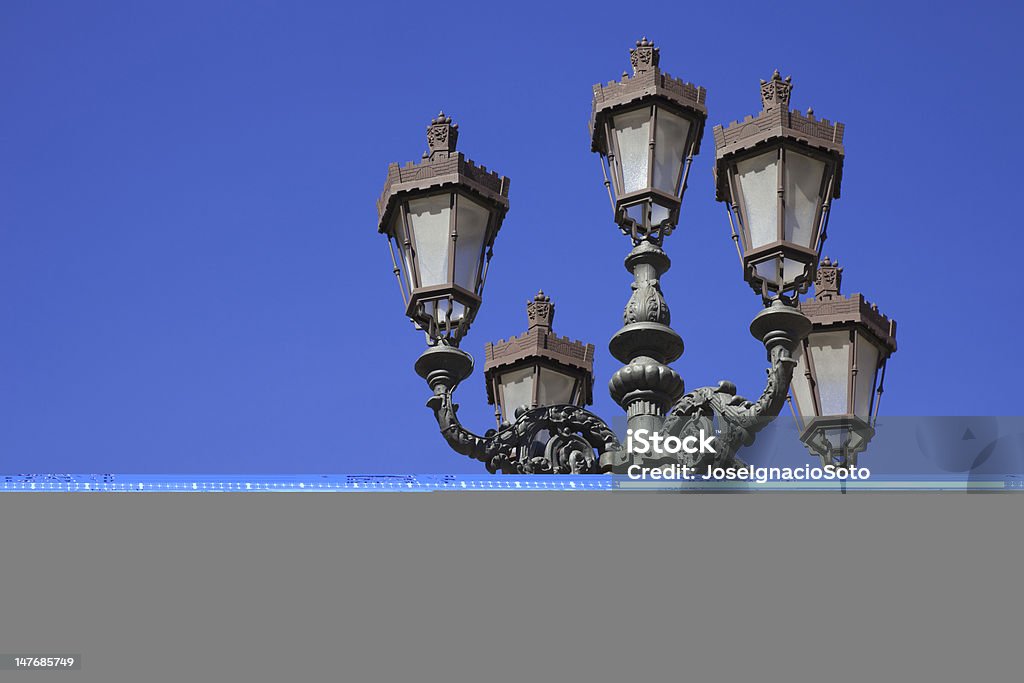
xmin=754 ymin=256 xmax=804 ymax=289
xmin=537 ymin=367 xmax=576 ymax=406
xmin=407 ymin=194 xmax=452 ymax=288
xmin=650 ymin=201 xmax=671 ymax=227
xmin=499 ymin=367 xmax=535 ymax=422
xmin=625 ymin=203 xmax=646 ymax=226
xmin=784 ymin=152 xmax=826 ymax=248
xmin=613 ymin=109 xmax=651 ymax=194
xmin=824 ymin=427 xmax=850 ymax=451
xmin=853 ymin=333 xmax=881 ymax=420
xmin=421 ymin=298 xmax=466 ymax=327
xmin=736 ymin=151 xmax=779 ymax=248
xmin=653 ymin=109 xmax=690 ymax=194
xmin=389 ymin=213 xmax=416 ymax=293
xmin=453 ymin=195 xmax=490 ymax=291
xmin=808 ymin=330 xmax=852 ymax=416
xmin=624 ymin=200 xmax=671 ymax=229
xmin=789 ymin=344 xmax=816 ymax=423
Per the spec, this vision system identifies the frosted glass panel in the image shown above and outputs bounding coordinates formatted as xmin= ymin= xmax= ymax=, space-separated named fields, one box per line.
xmin=537 ymin=368 xmax=576 ymax=406
xmin=499 ymin=367 xmax=535 ymax=422
xmin=790 ymin=344 xmax=816 ymax=424
xmin=853 ymin=333 xmax=880 ymax=419
xmin=784 ymin=152 xmax=825 ymax=248
xmin=809 ymin=331 xmax=851 ymax=416
xmin=653 ymin=109 xmax=690 ymax=193
xmin=736 ymin=152 xmax=778 ymax=248
xmin=614 ymin=109 xmax=651 ymax=194
xmin=454 ymin=195 xmax=490 ymax=291
xmin=408 ymin=195 xmax=452 ymax=287
xmin=389 ymin=213 xmax=416 ymax=292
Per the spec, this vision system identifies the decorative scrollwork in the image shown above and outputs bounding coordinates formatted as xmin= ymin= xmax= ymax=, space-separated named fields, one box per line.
xmin=426 ymin=389 xmax=621 ymax=474
xmin=427 ymin=126 xmax=448 ymax=147
xmin=659 ymin=344 xmax=796 ymax=472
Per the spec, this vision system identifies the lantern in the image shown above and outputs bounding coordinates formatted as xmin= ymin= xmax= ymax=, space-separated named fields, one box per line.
xmin=789 ymin=259 xmax=897 ymax=467
xmin=377 ymin=113 xmax=511 ymax=344
xmin=483 ymin=292 xmax=594 ymax=425
xmin=714 ymin=71 xmax=844 ymax=297
xmin=590 ymin=38 xmax=707 ymax=244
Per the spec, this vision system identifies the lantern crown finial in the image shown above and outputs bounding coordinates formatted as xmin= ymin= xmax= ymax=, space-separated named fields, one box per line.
xmin=760 ymin=70 xmax=793 ymax=111
xmin=629 ymin=36 xmax=660 ymax=75
xmin=527 ymin=290 xmax=555 ymax=331
xmin=814 ymin=257 xmax=843 ymax=300
xmin=426 ymin=111 xmax=459 ymax=159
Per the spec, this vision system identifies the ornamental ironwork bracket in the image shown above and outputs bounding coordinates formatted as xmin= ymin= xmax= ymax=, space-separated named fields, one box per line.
xmin=416 ymin=345 xmax=621 ymax=474
xmin=414 ymin=292 xmax=809 ymax=475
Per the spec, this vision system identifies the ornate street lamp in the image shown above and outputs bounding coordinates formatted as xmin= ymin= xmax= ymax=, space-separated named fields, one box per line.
xmin=789 ymin=258 xmax=898 ymax=468
xmin=484 ymin=291 xmax=594 ymax=426
xmin=377 ymin=112 xmax=510 ymax=344
xmin=713 ymin=71 xmax=845 ymax=299
xmin=373 ymin=39 xmax=890 ymax=479
xmin=590 ymin=37 xmax=707 ymax=244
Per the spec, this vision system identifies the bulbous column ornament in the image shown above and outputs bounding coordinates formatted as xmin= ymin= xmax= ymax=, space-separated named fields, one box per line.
xmin=608 ymin=241 xmax=685 ymax=436
xmin=601 ymin=298 xmax=811 ymax=473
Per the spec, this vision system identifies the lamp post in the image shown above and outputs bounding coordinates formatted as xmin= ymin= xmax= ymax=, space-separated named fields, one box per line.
xmin=374 ymin=39 xmax=892 ymax=477
xmin=789 ymin=258 xmax=898 ymax=469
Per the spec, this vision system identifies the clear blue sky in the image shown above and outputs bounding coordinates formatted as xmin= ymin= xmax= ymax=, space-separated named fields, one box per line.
xmin=1 ymin=0 xmax=1021 ymax=473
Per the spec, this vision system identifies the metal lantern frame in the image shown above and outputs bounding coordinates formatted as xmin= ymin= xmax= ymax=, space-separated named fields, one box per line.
xmin=377 ymin=113 xmax=511 ymax=344
xmin=790 ymin=259 xmax=898 ymax=467
xmin=483 ymin=292 xmax=595 ymax=426
xmin=590 ymin=37 xmax=707 ymax=244
xmin=713 ymin=71 xmax=845 ymax=299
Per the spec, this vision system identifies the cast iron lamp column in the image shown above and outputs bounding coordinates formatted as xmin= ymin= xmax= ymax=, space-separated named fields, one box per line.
xmin=591 ymin=41 xmax=812 ymax=472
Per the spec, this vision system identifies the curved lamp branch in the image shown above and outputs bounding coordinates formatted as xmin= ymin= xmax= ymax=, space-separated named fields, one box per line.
xmin=416 ymin=345 xmax=622 ymax=474
xmin=660 ymin=300 xmax=810 ymax=470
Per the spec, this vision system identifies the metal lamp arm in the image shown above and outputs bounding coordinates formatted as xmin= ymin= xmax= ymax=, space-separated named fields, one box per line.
xmin=660 ymin=301 xmax=810 ymax=468
xmin=415 ymin=345 xmax=619 ymax=474
xmin=736 ymin=343 xmax=796 ymax=428
xmin=425 ymin=386 xmax=494 ymax=466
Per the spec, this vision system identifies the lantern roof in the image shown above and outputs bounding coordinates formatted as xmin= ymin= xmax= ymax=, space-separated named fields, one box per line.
xmin=377 ymin=112 xmax=511 ymax=235
xmin=713 ymin=71 xmax=845 ymax=201
xmin=590 ymin=38 xmax=708 ymax=156
xmin=798 ymin=258 xmax=898 ymax=354
xmin=483 ymin=291 xmax=595 ymax=405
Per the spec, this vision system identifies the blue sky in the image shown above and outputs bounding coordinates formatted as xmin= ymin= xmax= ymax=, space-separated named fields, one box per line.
xmin=1 ymin=1 xmax=1021 ymax=473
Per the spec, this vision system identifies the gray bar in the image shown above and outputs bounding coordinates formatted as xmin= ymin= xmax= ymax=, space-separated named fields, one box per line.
xmin=0 ymin=654 xmax=82 ymax=670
